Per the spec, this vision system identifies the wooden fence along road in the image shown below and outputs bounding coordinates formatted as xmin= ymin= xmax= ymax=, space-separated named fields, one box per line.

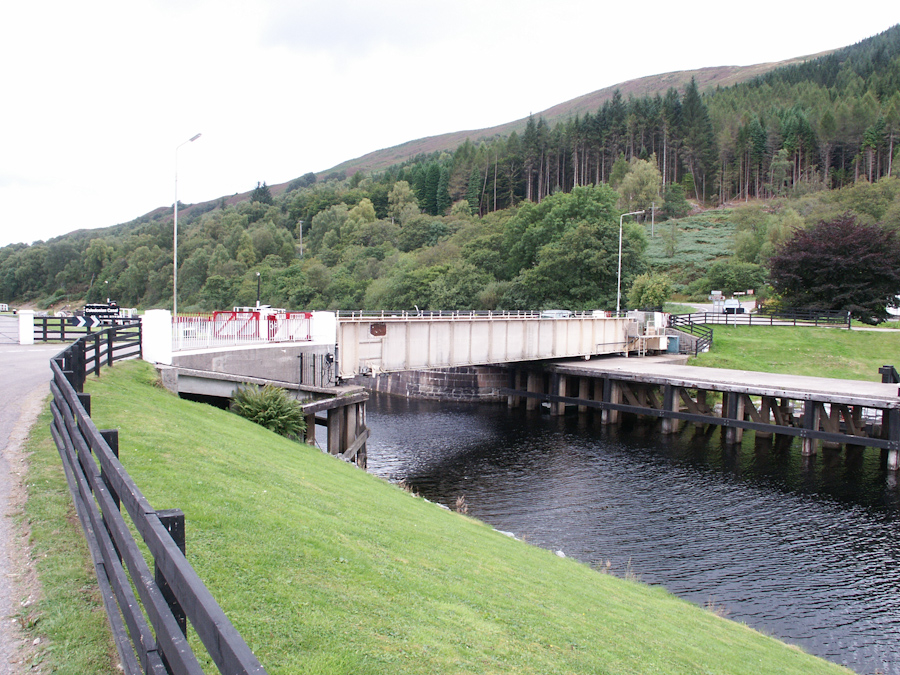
xmin=49 ymin=322 xmax=267 ymax=675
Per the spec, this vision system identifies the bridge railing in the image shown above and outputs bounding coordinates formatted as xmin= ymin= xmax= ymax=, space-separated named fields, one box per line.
xmin=173 ymin=313 xmax=311 ymax=351
xmin=49 ymin=325 xmax=267 ymax=675
xmin=336 ymin=310 xmax=619 ymax=320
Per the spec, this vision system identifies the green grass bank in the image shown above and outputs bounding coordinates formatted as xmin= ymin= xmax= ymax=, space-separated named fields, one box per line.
xmin=25 ymin=359 xmax=854 ymax=674
xmin=688 ymin=325 xmax=900 ymax=381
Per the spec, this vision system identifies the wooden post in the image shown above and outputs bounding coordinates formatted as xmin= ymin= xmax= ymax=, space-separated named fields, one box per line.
xmin=801 ymin=400 xmax=820 ymax=456
xmin=155 ymin=509 xmax=187 ymax=637
xmin=694 ymin=389 xmax=708 ymax=427
xmin=304 ymin=414 xmax=316 ymax=445
xmin=551 ymin=374 xmax=566 ymax=416
xmin=99 ymin=429 xmax=120 ymax=511
xmin=887 ymin=409 xmax=900 ymax=472
xmin=723 ymin=392 xmax=745 ymax=445
xmin=526 ymin=371 xmax=540 ymax=411
xmin=601 ymin=378 xmax=620 ymax=425
xmin=327 ymin=407 xmax=344 ymax=455
xmin=77 ymin=392 xmax=91 ymax=416
xmin=578 ymin=377 xmax=590 ymax=414
xmin=756 ymin=396 xmax=775 ymax=439
xmin=661 ymin=384 xmax=680 ymax=434
xmin=355 ymin=401 xmax=367 ymax=469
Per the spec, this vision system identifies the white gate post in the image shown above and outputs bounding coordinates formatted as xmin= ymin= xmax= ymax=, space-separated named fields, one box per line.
xmin=18 ymin=310 xmax=34 ymax=345
xmin=142 ymin=309 xmax=173 ymax=365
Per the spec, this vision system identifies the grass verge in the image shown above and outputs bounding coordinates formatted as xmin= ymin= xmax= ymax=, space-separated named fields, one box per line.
xmin=22 ymin=405 xmax=119 ymax=673
xmin=30 ymin=359 xmax=849 ymax=675
xmin=688 ymin=325 xmax=900 ymax=380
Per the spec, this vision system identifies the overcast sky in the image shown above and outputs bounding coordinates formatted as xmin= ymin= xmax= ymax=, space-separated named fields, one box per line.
xmin=0 ymin=1 xmax=894 ymax=247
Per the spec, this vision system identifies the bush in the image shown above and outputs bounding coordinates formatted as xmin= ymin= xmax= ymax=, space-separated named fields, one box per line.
xmin=231 ymin=384 xmax=306 ymax=441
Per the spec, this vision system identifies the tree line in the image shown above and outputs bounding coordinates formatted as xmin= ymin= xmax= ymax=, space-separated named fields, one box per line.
xmin=2 ymin=25 xmax=900 ymax=317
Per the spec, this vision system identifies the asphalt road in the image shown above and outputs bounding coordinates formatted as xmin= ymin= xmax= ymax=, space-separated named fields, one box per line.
xmin=0 ymin=343 xmax=64 ymax=673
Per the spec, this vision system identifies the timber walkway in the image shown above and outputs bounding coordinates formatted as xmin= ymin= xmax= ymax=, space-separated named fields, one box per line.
xmin=505 ymin=356 xmax=900 ymax=469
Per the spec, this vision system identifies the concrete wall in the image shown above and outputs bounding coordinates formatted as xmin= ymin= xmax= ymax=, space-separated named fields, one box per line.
xmin=350 ymin=365 xmax=508 ymax=402
xmin=172 ymin=343 xmax=331 ymax=385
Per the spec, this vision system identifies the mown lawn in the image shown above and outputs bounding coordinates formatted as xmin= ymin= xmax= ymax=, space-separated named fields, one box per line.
xmin=17 ymin=359 xmax=853 ymax=674
xmin=689 ymin=325 xmax=900 ymax=381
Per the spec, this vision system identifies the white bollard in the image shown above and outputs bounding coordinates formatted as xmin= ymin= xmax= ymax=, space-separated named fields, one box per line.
xmin=142 ymin=309 xmax=173 ymax=365
xmin=18 ymin=310 xmax=34 ymax=345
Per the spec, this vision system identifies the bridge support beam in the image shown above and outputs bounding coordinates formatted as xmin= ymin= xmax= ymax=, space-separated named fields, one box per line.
xmin=526 ymin=372 xmax=541 ymax=411
xmin=578 ymin=377 xmax=590 ymax=414
xmin=551 ymin=374 xmax=567 ymax=416
xmin=723 ymin=392 xmax=745 ymax=445
xmin=661 ymin=384 xmax=680 ymax=434
xmin=801 ymin=400 xmax=820 ymax=456
xmin=601 ymin=378 xmax=620 ymax=426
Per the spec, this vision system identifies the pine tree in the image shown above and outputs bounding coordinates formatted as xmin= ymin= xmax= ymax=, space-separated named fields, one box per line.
xmin=681 ymin=79 xmax=717 ymax=201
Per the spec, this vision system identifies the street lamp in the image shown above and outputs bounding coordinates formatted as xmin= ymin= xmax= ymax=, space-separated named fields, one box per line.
xmin=616 ymin=210 xmax=645 ymax=315
xmin=174 ymin=133 xmax=202 ymax=318
xmin=256 ymin=271 xmax=261 ymax=309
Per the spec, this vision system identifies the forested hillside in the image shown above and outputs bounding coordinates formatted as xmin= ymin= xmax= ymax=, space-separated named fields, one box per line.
xmin=2 ymin=25 xmax=899 ymax=314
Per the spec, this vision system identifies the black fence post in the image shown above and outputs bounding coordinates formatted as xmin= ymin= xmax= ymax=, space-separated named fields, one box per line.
xmin=99 ymin=429 xmax=120 ymax=511
xmin=74 ymin=341 xmax=86 ymax=392
xmin=93 ymin=333 xmax=101 ymax=378
xmin=155 ymin=509 xmax=187 ymax=637
xmin=107 ymin=329 xmax=114 ymax=367
xmin=77 ymin=392 xmax=91 ymax=417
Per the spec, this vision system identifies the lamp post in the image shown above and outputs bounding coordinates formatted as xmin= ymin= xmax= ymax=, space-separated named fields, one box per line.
xmin=174 ymin=133 xmax=202 ymax=319
xmin=256 ymin=271 xmax=261 ymax=309
xmin=616 ymin=210 xmax=645 ymax=315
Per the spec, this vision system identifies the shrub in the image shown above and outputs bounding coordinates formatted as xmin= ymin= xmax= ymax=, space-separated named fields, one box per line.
xmin=231 ymin=384 xmax=306 ymax=441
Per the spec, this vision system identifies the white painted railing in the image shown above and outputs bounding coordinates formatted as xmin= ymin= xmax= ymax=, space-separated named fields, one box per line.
xmin=172 ymin=312 xmax=312 ymax=351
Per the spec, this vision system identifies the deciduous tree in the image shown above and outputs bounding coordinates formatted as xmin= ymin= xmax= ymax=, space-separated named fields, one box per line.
xmin=767 ymin=214 xmax=900 ymax=323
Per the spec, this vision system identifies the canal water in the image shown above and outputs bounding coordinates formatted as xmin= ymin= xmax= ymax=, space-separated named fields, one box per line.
xmin=364 ymin=393 xmax=900 ymax=675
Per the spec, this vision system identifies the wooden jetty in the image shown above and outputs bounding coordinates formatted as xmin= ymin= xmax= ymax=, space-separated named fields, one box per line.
xmin=505 ymin=356 xmax=900 ymax=470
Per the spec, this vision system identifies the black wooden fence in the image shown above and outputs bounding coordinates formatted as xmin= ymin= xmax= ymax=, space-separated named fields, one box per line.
xmin=677 ymin=308 xmax=851 ymax=327
xmin=34 ymin=315 xmax=142 ymax=342
xmin=49 ymin=324 xmax=267 ymax=675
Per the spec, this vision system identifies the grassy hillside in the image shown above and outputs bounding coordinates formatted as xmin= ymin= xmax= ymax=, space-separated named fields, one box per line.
xmin=322 ymin=59 xmax=818 ymax=179
xmin=21 ymin=359 xmax=854 ymax=674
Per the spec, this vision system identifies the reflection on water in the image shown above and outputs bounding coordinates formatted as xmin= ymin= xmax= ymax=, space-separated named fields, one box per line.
xmin=365 ymin=393 xmax=900 ymax=675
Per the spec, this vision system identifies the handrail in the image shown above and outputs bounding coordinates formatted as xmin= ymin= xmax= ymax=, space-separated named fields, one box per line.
xmin=49 ymin=324 xmax=267 ymax=675
xmin=667 ymin=315 xmax=713 ymax=355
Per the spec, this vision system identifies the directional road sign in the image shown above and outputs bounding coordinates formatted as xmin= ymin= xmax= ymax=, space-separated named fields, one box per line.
xmin=69 ymin=316 xmax=102 ymax=328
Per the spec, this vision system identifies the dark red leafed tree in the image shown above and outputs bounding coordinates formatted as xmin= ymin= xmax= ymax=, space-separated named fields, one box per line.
xmin=767 ymin=214 xmax=900 ymax=324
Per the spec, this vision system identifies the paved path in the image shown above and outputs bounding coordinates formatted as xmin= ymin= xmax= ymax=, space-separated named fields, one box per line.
xmin=0 ymin=318 xmax=17 ymax=345
xmin=0 ymin=344 xmax=63 ymax=673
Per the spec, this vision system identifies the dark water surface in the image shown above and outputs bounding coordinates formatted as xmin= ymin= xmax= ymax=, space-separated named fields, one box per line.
xmin=365 ymin=393 xmax=900 ymax=675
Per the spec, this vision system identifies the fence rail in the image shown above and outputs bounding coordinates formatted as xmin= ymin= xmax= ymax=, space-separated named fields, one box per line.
xmin=49 ymin=324 xmax=267 ymax=675
xmin=676 ymin=309 xmax=851 ymax=328
xmin=34 ymin=316 xmax=140 ymax=342
xmin=667 ymin=315 xmax=713 ymax=355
